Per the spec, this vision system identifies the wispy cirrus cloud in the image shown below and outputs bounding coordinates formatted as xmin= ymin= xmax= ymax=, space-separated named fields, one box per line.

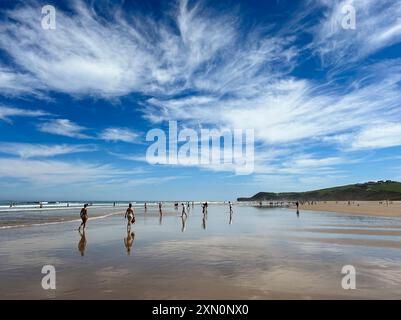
xmin=37 ymin=119 xmax=90 ymax=139
xmin=0 ymin=142 xmax=95 ymax=158
xmin=1 ymin=0 xmax=401 ymax=185
xmin=0 ymin=106 xmax=49 ymax=123
xmin=99 ymin=128 xmax=139 ymax=143
xmin=313 ymin=0 xmax=401 ymax=67
xmin=0 ymin=66 xmax=44 ymax=96
xmin=351 ymin=123 xmax=401 ymax=150
xmin=0 ymin=157 xmax=129 ymax=185
xmin=0 ymin=0 xmax=296 ymax=99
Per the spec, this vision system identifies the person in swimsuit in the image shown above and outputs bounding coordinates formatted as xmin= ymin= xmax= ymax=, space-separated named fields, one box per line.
xmin=78 ymin=204 xmax=88 ymax=231
xmin=125 ymin=203 xmax=135 ymax=231
xmin=181 ymin=203 xmax=187 ymax=217
xmin=229 ymin=201 xmax=233 ymax=214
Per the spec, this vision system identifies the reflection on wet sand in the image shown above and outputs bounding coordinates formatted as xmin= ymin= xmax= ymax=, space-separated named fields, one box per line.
xmin=229 ymin=212 xmax=233 ymax=225
xmin=202 ymin=213 xmax=207 ymax=230
xmin=181 ymin=215 xmax=187 ymax=232
xmin=124 ymin=231 xmax=135 ymax=255
xmin=78 ymin=230 xmax=86 ymax=256
xmin=3 ymin=204 xmax=401 ymax=299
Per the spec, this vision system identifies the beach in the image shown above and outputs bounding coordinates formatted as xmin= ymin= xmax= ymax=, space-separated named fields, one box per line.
xmin=1 ymin=203 xmax=401 ymax=299
xmin=298 ymin=201 xmax=401 ymax=218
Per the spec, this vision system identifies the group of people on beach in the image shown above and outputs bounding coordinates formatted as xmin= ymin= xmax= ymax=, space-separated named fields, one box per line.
xmin=76 ymin=201 xmax=237 ymax=255
xmin=77 ymin=201 xmax=235 ymax=232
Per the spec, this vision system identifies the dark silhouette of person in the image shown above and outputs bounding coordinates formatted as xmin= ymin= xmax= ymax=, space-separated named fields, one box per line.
xmin=181 ymin=203 xmax=187 ymax=217
xmin=78 ymin=204 xmax=88 ymax=231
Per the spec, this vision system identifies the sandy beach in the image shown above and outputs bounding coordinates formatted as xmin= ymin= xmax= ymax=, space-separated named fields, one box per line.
xmin=298 ymin=201 xmax=401 ymax=218
xmin=1 ymin=203 xmax=401 ymax=299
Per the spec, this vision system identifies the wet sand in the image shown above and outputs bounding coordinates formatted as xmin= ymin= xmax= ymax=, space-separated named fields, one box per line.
xmin=299 ymin=201 xmax=401 ymax=217
xmin=1 ymin=205 xmax=401 ymax=299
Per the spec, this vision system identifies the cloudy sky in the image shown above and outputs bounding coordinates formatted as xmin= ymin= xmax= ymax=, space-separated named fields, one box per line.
xmin=1 ymin=0 xmax=401 ymax=201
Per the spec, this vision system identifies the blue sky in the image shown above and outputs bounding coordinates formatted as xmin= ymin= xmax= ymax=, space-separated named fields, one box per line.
xmin=1 ymin=0 xmax=401 ymax=201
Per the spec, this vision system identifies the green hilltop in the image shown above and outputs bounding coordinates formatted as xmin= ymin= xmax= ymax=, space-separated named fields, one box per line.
xmin=237 ymin=180 xmax=401 ymax=201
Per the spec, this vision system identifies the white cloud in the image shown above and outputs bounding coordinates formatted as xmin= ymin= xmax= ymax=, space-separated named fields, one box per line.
xmin=313 ymin=0 xmax=401 ymax=67
xmin=0 ymin=66 xmax=43 ymax=95
xmin=1 ymin=0 xmax=401 ymax=181
xmin=351 ymin=123 xmax=401 ymax=150
xmin=0 ymin=142 xmax=94 ymax=158
xmin=0 ymin=0 xmax=295 ymax=99
xmin=0 ymin=158 xmax=123 ymax=185
xmin=0 ymin=157 xmax=179 ymax=190
xmin=99 ymin=128 xmax=139 ymax=143
xmin=0 ymin=106 xmax=48 ymax=122
xmin=37 ymin=119 xmax=90 ymax=139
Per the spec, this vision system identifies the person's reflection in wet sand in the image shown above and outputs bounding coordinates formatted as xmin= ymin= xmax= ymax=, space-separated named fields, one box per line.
xmin=159 ymin=212 xmax=163 ymax=225
xmin=124 ymin=230 xmax=135 ymax=255
xmin=181 ymin=215 xmax=187 ymax=232
xmin=202 ymin=213 xmax=207 ymax=230
xmin=296 ymin=209 xmax=300 ymax=217
xmin=78 ymin=230 xmax=87 ymax=256
xmin=229 ymin=211 xmax=233 ymax=225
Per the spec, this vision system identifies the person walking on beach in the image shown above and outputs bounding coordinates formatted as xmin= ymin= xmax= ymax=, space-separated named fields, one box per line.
xmin=144 ymin=202 xmax=147 ymax=212
xmin=229 ymin=201 xmax=233 ymax=214
xmin=181 ymin=203 xmax=187 ymax=217
xmin=159 ymin=202 xmax=162 ymax=214
xmin=125 ymin=203 xmax=135 ymax=231
xmin=78 ymin=204 xmax=88 ymax=231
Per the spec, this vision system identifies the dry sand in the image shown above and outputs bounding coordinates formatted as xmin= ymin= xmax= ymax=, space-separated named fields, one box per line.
xmin=298 ymin=201 xmax=401 ymax=218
